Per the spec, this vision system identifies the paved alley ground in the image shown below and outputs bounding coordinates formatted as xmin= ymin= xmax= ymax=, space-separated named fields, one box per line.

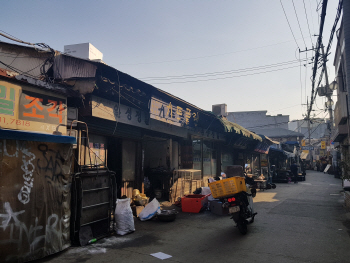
xmin=39 ymin=171 xmax=350 ymax=263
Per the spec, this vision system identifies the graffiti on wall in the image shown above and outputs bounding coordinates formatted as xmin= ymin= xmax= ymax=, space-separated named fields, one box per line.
xmin=0 ymin=139 xmax=72 ymax=261
xmin=0 ymin=202 xmax=66 ymax=261
xmin=18 ymin=144 xmax=36 ymax=205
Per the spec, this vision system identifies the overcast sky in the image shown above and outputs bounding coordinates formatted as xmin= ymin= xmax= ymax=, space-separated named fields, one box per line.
xmin=1 ymin=1 xmax=341 ymax=122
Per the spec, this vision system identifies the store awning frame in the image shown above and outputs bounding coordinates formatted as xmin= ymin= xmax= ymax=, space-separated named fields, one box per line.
xmin=218 ymin=118 xmax=262 ymax=142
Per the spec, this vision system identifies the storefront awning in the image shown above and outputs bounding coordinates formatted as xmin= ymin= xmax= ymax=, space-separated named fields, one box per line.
xmin=0 ymin=129 xmax=76 ymax=144
xmin=284 ymin=151 xmax=295 ymax=158
xmin=218 ymin=118 xmax=262 ymax=142
xmin=300 ymin=151 xmax=310 ymax=160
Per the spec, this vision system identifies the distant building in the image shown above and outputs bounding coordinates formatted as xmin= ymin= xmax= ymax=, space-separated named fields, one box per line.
xmin=212 ymin=104 xmax=304 ymax=145
xmin=289 ymin=119 xmax=329 ymax=140
xmin=226 ymin=110 xmax=289 ymax=132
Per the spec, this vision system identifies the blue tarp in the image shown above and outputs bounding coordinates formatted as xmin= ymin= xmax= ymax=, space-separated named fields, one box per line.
xmin=0 ymin=129 xmax=76 ymax=144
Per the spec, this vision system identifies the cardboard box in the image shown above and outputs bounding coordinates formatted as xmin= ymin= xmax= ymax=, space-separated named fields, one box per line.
xmin=132 ymin=205 xmax=144 ymax=217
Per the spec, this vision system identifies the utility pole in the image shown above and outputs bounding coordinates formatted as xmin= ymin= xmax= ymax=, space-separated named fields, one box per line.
xmin=306 ymin=99 xmax=313 ymax=168
xmin=321 ymin=44 xmax=334 ymax=132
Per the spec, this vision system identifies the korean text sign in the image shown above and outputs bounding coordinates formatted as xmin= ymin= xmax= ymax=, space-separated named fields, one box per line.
xmin=0 ymin=80 xmax=67 ymax=134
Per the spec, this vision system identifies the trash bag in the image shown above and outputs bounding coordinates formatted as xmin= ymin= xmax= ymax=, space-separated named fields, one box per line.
xmin=115 ymin=198 xmax=135 ymax=235
xmin=139 ymin=198 xmax=161 ymax=221
xmin=201 ymin=187 xmax=215 ymax=201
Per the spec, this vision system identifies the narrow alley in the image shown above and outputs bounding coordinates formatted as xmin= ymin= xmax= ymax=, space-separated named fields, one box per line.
xmin=39 ymin=171 xmax=350 ymax=263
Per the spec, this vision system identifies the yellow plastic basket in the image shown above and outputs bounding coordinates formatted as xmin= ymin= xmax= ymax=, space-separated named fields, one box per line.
xmin=209 ymin=177 xmax=247 ymax=199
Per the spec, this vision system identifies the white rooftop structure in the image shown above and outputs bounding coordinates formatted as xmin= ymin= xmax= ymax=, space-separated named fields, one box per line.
xmin=64 ymin=43 xmax=103 ymax=62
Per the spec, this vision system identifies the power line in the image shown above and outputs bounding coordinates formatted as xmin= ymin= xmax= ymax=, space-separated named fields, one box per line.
xmin=280 ymin=0 xmax=300 ymax=49
xmin=303 ymin=0 xmax=314 ymax=48
xmin=307 ymin=0 xmax=328 ymax=119
xmin=141 ymin=58 xmax=310 ymax=81
xmin=307 ymin=0 xmax=342 ymax=118
xmin=268 ymin=104 xmax=301 ymax=113
xmin=117 ymin=39 xmax=308 ymax=66
xmin=148 ymin=65 xmax=301 ymax=85
xmin=292 ymin=0 xmax=307 ymax=48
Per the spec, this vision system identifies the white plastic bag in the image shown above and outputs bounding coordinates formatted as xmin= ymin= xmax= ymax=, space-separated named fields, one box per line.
xmin=139 ymin=198 xmax=161 ymax=221
xmin=115 ymin=198 xmax=135 ymax=235
xmin=201 ymin=187 xmax=215 ymax=201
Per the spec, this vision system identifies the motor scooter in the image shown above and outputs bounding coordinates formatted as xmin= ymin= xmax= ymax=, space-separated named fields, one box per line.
xmin=220 ymin=180 xmax=257 ymax=235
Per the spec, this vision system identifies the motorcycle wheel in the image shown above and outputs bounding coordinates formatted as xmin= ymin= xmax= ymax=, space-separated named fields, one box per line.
xmin=237 ymin=221 xmax=248 ymax=235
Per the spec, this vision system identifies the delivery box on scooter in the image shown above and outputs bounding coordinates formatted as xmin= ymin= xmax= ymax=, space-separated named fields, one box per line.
xmin=209 ymin=177 xmax=247 ymax=199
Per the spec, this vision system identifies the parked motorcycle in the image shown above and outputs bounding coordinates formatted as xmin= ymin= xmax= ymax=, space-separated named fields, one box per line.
xmin=220 ymin=185 xmax=257 ymax=235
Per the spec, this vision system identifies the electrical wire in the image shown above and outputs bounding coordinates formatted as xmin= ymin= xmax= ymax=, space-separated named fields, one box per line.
xmin=117 ymin=39 xmax=307 ymax=66
xmin=141 ymin=58 xmax=309 ymax=81
xmin=307 ymin=0 xmax=342 ymax=118
xmin=268 ymin=104 xmax=301 ymax=113
xmin=292 ymin=0 xmax=307 ymax=48
xmin=0 ymin=58 xmax=41 ymax=79
xmin=299 ymin=53 xmax=303 ymax=106
xmin=280 ymin=0 xmax=300 ymax=49
xmin=309 ymin=0 xmax=317 ymax=34
xmin=148 ymin=64 xmax=301 ymax=85
xmin=303 ymin=0 xmax=314 ymax=48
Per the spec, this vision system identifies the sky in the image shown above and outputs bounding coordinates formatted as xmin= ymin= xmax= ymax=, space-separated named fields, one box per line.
xmin=1 ymin=0 xmax=341 ymax=122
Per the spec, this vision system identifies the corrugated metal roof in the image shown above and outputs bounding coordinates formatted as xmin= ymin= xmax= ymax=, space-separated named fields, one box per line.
xmin=252 ymin=128 xmax=304 ymax=138
xmin=53 ymin=54 xmax=97 ymax=79
xmin=0 ymin=41 xmax=53 ymax=78
xmin=0 ymin=68 xmax=80 ymax=97
xmin=219 ymin=118 xmax=262 ymax=141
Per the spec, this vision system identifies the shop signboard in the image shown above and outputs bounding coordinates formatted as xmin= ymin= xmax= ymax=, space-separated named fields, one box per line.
xmin=150 ymin=97 xmax=199 ymax=128
xmin=301 ymin=146 xmax=314 ymax=150
xmin=321 ymin=141 xmax=326 ymax=149
xmin=90 ymin=96 xmax=188 ymax=138
xmin=0 ymin=80 xmax=67 ymax=134
xmin=91 ymin=95 xmax=150 ymax=129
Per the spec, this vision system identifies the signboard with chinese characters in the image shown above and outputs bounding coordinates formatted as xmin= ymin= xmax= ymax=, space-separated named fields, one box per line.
xmin=0 ymin=80 xmax=67 ymax=134
xmin=321 ymin=141 xmax=326 ymax=149
xmin=150 ymin=97 xmax=199 ymax=128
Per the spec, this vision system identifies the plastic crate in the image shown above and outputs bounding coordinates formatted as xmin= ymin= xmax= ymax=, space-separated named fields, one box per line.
xmin=181 ymin=194 xmax=209 ymax=213
xmin=173 ymin=169 xmax=202 ymax=180
xmin=209 ymin=177 xmax=246 ymax=199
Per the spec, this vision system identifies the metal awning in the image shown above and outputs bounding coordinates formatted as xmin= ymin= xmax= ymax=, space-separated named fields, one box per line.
xmin=219 ymin=118 xmax=262 ymax=141
xmin=300 ymin=151 xmax=310 ymax=160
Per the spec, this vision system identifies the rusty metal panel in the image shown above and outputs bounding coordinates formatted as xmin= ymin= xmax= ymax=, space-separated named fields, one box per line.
xmin=70 ymin=169 xmax=116 ymax=245
xmin=0 ymin=138 xmax=74 ymax=262
xmin=0 ymin=42 xmax=52 ymax=79
xmin=53 ymin=55 xmax=97 ymax=79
